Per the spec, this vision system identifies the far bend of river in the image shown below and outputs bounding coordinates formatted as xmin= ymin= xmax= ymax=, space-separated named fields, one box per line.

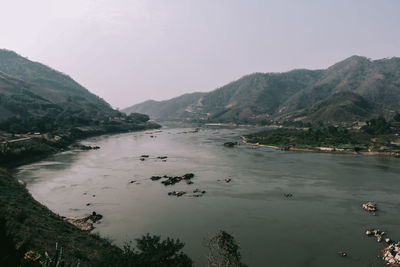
xmin=17 ymin=126 xmax=400 ymax=267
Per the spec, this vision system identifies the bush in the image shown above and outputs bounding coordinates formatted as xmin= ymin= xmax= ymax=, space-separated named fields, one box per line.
xmin=205 ymin=230 xmax=246 ymax=267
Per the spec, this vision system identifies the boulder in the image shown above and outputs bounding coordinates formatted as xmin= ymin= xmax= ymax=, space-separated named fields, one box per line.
xmin=183 ymin=173 xmax=194 ymax=180
xmin=153 ymin=173 xmax=195 ymax=186
xmin=362 ymin=202 xmax=377 ymax=212
xmin=365 ymin=229 xmax=386 ymax=243
xmin=168 ymin=191 xmax=186 ymax=197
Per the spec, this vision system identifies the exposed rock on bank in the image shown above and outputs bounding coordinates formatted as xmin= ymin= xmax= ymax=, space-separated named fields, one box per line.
xmin=18 ymin=179 xmax=27 ymax=187
xmin=64 ymin=212 xmax=103 ymax=231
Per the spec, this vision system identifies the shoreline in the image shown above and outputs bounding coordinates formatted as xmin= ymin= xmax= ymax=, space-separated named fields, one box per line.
xmin=0 ymin=168 xmax=123 ymax=266
xmin=0 ymin=125 xmax=163 ymax=265
xmin=1 ymin=122 xmax=161 ymax=169
xmin=240 ymin=136 xmax=400 ymax=158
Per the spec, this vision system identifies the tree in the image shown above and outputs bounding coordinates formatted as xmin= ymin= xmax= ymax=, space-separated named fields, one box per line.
xmin=133 ymin=234 xmax=192 ymax=267
xmin=100 ymin=234 xmax=193 ymax=267
xmin=361 ymin=117 xmax=392 ymax=135
xmin=205 ymin=230 xmax=246 ymax=267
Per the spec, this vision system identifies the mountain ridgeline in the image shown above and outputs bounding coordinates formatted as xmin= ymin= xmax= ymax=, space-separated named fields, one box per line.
xmin=0 ymin=49 xmax=118 ymax=122
xmin=0 ymin=49 xmax=159 ymax=165
xmin=0 ymin=49 xmax=159 ymax=135
xmin=123 ymin=56 xmax=400 ymax=125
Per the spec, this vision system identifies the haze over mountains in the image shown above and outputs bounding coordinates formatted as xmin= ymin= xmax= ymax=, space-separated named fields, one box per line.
xmin=123 ymin=56 xmax=400 ymax=125
xmin=0 ymin=49 xmax=118 ymax=123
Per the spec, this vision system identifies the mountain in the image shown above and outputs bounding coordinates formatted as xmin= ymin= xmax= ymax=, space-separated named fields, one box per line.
xmin=0 ymin=49 xmax=160 ymax=137
xmin=123 ymin=56 xmax=400 ymax=125
xmin=0 ymin=49 xmax=160 ymax=165
xmin=0 ymin=49 xmax=116 ymax=122
xmin=123 ymin=92 xmax=206 ymax=122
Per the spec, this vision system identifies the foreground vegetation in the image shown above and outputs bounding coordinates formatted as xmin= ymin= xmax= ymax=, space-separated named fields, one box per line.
xmin=0 ymin=168 xmax=246 ymax=266
xmin=244 ymin=117 xmax=400 ymax=155
xmin=0 ymin=168 xmax=194 ymax=266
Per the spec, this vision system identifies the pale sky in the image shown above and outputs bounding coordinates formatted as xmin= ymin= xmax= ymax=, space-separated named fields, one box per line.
xmin=1 ymin=0 xmax=399 ymax=109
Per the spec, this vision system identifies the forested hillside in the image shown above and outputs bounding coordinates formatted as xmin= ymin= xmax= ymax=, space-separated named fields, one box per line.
xmin=0 ymin=49 xmax=116 ymax=122
xmin=0 ymin=49 xmax=159 ymax=165
xmin=124 ymin=56 xmax=400 ymax=125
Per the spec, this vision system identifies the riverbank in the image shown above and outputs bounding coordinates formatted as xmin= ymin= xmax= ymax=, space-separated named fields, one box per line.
xmin=0 ymin=168 xmax=123 ymax=266
xmin=240 ymin=136 xmax=400 ymax=157
xmin=0 ymin=120 xmax=161 ymax=168
xmin=0 ymin=125 xmax=200 ymax=267
xmin=0 ymin=122 xmax=172 ymax=266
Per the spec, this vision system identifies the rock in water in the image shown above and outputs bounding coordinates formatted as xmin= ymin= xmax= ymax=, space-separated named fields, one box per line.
xmin=338 ymin=251 xmax=347 ymax=257
xmin=224 ymin=142 xmax=237 ymax=147
xmin=362 ymin=202 xmax=377 ymax=212
xmin=182 ymin=173 xmax=194 ymax=179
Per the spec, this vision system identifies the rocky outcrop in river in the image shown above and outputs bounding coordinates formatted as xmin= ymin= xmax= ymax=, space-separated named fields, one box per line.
xmin=150 ymin=173 xmax=195 ymax=186
xmin=366 ymin=229 xmax=400 ymax=266
xmin=362 ymin=201 xmax=377 ymax=213
xmin=168 ymin=189 xmax=206 ymax=197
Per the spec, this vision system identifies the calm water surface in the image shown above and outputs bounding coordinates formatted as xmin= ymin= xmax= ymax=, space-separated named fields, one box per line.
xmin=17 ymin=126 xmax=400 ymax=267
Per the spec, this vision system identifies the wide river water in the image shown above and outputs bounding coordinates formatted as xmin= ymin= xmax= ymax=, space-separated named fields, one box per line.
xmin=17 ymin=126 xmax=400 ymax=267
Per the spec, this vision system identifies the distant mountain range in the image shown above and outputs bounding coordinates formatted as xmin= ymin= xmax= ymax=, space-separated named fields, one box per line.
xmin=0 ymin=49 xmax=118 ymax=122
xmin=123 ymin=56 xmax=400 ymax=125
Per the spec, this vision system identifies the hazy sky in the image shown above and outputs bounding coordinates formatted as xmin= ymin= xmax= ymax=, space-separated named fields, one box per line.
xmin=1 ymin=0 xmax=399 ymax=108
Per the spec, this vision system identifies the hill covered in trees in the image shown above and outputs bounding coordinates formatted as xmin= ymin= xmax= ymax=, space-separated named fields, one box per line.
xmin=123 ymin=56 xmax=400 ymax=125
xmin=0 ymin=49 xmax=159 ymax=165
xmin=0 ymin=49 xmax=117 ymax=122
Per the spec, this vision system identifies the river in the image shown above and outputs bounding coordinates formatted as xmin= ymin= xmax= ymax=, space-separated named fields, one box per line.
xmin=17 ymin=126 xmax=400 ymax=266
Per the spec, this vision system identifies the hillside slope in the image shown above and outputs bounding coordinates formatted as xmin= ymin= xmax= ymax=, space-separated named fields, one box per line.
xmin=123 ymin=56 xmax=400 ymax=124
xmin=0 ymin=49 xmax=116 ymax=122
xmin=0 ymin=49 xmax=160 ymax=164
xmin=123 ymin=92 xmax=206 ymax=122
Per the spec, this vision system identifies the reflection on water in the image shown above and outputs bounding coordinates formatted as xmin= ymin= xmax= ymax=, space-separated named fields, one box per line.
xmin=17 ymin=126 xmax=400 ymax=267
